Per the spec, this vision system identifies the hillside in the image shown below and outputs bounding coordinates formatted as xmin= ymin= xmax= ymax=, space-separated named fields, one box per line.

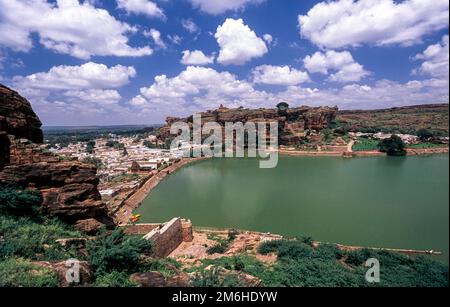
xmin=337 ymin=104 xmax=449 ymax=136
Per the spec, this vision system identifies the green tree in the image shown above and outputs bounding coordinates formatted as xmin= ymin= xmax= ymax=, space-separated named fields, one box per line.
xmin=276 ymin=102 xmax=290 ymax=116
xmin=417 ymin=129 xmax=434 ymax=142
xmin=378 ymin=135 xmax=407 ymax=156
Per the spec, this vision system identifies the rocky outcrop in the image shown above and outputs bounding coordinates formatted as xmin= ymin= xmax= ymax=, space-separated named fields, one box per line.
xmin=157 ymin=105 xmax=338 ymax=145
xmin=0 ymin=85 xmax=43 ymax=144
xmin=33 ymin=261 xmax=92 ymax=287
xmin=0 ymin=84 xmax=114 ymax=233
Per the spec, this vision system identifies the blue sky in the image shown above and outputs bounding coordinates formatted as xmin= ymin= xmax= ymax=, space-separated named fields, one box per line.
xmin=0 ymin=0 xmax=448 ymax=126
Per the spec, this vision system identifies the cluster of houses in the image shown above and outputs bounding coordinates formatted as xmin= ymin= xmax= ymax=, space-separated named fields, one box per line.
xmin=52 ymin=135 xmax=186 ymax=203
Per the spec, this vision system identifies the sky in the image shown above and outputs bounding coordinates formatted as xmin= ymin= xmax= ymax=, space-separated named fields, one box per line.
xmin=0 ymin=0 xmax=448 ymax=126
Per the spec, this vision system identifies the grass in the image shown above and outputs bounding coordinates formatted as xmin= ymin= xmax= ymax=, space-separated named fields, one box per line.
xmin=352 ymin=138 xmax=380 ymax=152
xmin=0 ymin=258 xmax=59 ymax=287
xmin=0 ymin=215 xmax=85 ymax=261
xmin=408 ymin=142 xmax=446 ymax=149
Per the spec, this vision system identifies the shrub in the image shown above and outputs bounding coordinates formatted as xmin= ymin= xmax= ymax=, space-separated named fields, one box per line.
xmin=257 ymin=240 xmax=284 ymax=255
xmin=93 ymin=271 xmax=137 ymax=287
xmin=139 ymin=258 xmax=181 ymax=277
xmin=0 ymin=185 xmax=42 ymax=218
xmin=87 ymin=228 xmax=152 ymax=277
xmin=0 ymin=258 xmax=59 ymax=287
xmin=0 ymin=216 xmax=83 ymax=261
xmin=191 ymin=267 xmax=244 ymax=287
xmin=417 ymin=129 xmax=434 ymax=142
xmin=378 ymin=135 xmax=407 ymax=156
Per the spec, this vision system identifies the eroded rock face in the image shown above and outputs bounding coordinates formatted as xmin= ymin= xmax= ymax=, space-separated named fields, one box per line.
xmin=0 ymin=84 xmax=114 ymax=232
xmin=157 ymin=105 xmax=338 ymax=145
xmin=0 ymin=85 xmax=43 ymax=144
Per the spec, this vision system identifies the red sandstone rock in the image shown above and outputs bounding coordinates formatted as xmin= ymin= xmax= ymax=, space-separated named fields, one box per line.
xmin=0 ymin=85 xmax=43 ymax=144
xmin=0 ymin=84 xmax=114 ymax=233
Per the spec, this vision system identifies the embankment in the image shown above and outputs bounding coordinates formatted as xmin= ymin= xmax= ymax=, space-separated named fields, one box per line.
xmin=116 ymin=158 xmax=205 ymax=225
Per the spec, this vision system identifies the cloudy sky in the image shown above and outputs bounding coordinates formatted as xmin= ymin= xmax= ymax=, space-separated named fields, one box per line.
xmin=0 ymin=0 xmax=448 ymax=126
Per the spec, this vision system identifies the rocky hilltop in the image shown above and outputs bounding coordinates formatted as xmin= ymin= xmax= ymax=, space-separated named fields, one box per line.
xmin=0 ymin=84 xmax=113 ymax=233
xmin=158 ymin=105 xmax=338 ymax=145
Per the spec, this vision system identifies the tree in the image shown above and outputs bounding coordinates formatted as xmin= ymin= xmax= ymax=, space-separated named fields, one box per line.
xmin=378 ymin=135 xmax=407 ymax=156
xmin=276 ymin=102 xmax=289 ymax=116
xmin=417 ymin=129 xmax=434 ymax=142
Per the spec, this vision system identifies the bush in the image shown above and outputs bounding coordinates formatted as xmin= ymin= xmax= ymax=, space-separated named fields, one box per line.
xmin=258 ymin=240 xmax=284 ymax=255
xmin=191 ymin=267 xmax=244 ymax=287
xmin=417 ymin=129 xmax=434 ymax=142
xmin=0 ymin=258 xmax=59 ymax=287
xmin=139 ymin=258 xmax=181 ymax=277
xmin=378 ymin=135 xmax=407 ymax=156
xmin=87 ymin=228 xmax=152 ymax=277
xmin=93 ymin=271 xmax=137 ymax=287
xmin=0 ymin=216 xmax=83 ymax=261
xmin=0 ymin=185 xmax=42 ymax=218
xmin=206 ymin=231 xmax=239 ymax=255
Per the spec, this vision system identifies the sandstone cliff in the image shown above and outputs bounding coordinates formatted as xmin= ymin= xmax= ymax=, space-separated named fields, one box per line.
xmin=0 ymin=84 xmax=114 ymax=233
xmin=158 ymin=105 xmax=338 ymax=145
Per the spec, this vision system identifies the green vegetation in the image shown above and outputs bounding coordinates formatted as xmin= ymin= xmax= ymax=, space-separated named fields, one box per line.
xmin=0 ymin=258 xmax=59 ymax=287
xmin=86 ymin=228 xmax=153 ymax=278
xmin=81 ymin=156 xmax=104 ymax=169
xmin=417 ymin=128 xmax=434 ymax=142
xmin=0 ymin=215 xmax=83 ymax=261
xmin=206 ymin=230 xmax=239 ymax=255
xmin=378 ymin=135 xmax=407 ymax=156
xmin=0 ymin=185 xmax=42 ymax=217
xmin=352 ymin=137 xmax=380 ymax=152
xmin=276 ymin=102 xmax=289 ymax=116
xmin=408 ymin=142 xmax=443 ymax=149
xmin=187 ymin=239 xmax=449 ymax=287
xmin=93 ymin=271 xmax=138 ymax=287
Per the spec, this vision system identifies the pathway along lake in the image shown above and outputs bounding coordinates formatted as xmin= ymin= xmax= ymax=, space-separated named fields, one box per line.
xmin=137 ymin=155 xmax=449 ymax=262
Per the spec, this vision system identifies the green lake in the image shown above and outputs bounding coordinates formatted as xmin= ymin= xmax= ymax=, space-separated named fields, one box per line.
xmin=137 ymin=155 xmax=449 ymax=262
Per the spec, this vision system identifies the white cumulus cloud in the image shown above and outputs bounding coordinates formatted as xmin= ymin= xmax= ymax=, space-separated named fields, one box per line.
xmin=303 ymin=50 xmax=370 ymax=83
xmin=116 ymin=0 xmax=165 ymax=19
xmin=181 ymin=50 xmax=215 ymax=65
xmin=215 ymin=18 xmax=268 ymax=66
xmin=144 ymin=29 xmax=167 ymax=49
xmin=252 ymin=65 xmax=310 ymax=86
xmin=0 ymin=0 xmax=153 ymax=59
xmin=13 ymin=62 xmax=136 ymax=90
xmin=413 ymin=35 xmax=449 ymax=78
xmin=299 ymin=0 xmax=449 ymax=49
xmin=187 ymin=0 xmax=265 ymax=14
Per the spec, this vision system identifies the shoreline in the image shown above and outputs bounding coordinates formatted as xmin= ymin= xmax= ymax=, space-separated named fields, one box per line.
xmin=115 ymin=157 xmax=205 ymax=225
xmin=280 ymin=146 xmax=448 ymax=157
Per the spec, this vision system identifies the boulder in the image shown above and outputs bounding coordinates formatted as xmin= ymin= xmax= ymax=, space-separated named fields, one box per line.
xmin=0 ymin=85 xmax=43 ymax=143
xmin=33 ymin=260 xmax=92 ymax=287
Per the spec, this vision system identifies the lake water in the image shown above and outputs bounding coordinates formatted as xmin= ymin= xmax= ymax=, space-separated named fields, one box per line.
xmin=137 ymin=155 xmax=449 ymax=262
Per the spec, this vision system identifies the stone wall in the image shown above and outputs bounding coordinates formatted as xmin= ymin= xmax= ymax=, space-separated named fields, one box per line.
xmin=143 ymin=218 xmax=193 ymax=258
